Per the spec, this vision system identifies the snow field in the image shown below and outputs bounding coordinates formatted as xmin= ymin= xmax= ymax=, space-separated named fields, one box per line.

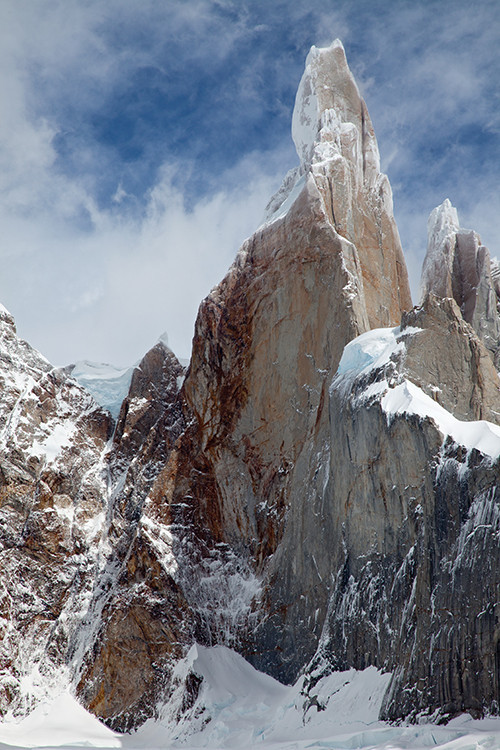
xmin=335 ymin=326 xmax=500 ymax=459
xmin=0 ymin=645 xmax=499 ymax=750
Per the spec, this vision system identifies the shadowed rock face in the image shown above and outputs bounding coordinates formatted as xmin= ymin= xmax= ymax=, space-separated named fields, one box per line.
xmin=299 ymin=299 xmax=500 ymax=721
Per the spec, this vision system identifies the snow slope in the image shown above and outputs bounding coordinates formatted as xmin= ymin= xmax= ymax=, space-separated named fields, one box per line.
xmin=0 ymin=645 xmax=499 ymax=750
xmin=0 ymin=692 xmax=120 ymax=748
xmin=334 ymin=326 xmax=500 ymax=459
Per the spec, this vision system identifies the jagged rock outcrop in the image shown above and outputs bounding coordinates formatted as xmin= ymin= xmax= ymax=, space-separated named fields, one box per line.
xmin=0 ymin=305 xmax=112 ymax=715
xmin=72 ymin=341 xmax=192 ymax=731
xmin=421 ymin=199 xmax=500 ymax=367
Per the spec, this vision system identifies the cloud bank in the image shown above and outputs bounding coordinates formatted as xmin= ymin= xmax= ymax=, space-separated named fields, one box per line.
xmin=0 ymin=0 xmax=498 ymax=365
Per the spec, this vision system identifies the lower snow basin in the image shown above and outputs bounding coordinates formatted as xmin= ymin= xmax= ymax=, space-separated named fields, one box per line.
xmin=1 ymin=646 xmax=499 ymax=749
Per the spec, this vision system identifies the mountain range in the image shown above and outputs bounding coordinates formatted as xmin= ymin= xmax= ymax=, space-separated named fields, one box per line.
xmin=0 ymin=40 xmax=498 ymax=739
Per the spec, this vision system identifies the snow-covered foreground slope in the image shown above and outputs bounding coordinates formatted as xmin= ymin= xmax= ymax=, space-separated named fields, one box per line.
xmin=0 ymin=646 xmax=499 ymax=750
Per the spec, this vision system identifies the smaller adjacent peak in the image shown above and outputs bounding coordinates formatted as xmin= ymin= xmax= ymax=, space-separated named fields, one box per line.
xmin=421 ymin=200 xmax=500 ymax=367
xmin=421 ymin=199 xmax=460 ymax=301
xmin=427 ymin=199 xmax=459 ymax=242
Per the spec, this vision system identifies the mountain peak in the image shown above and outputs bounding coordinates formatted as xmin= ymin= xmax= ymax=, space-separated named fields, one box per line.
xmin=426 ymin=198 xmax=460 ymax=249
xmin=421 ymin=199 xmax=500 ymax=366
xmin=291 ymin=39 xmax=380 ymax=186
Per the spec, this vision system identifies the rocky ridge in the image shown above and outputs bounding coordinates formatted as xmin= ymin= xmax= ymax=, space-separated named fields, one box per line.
xmin=0 ymin=305 xmax=112 ymax=715
xmin=0 ymin=40 xmax=499 ymax=732
xmin=422 ymin=199 xmax=500 ymax=367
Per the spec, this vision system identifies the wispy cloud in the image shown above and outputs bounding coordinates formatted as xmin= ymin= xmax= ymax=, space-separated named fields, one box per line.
xmin=0 ymin=0 xmax=498 ymax=363
xmin=0 ymin=151 xmax=285 ymax=366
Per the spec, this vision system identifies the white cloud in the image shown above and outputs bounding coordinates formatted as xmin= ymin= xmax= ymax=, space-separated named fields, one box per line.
xmin=0 ymin=0 xmax=287 ymax=365
xmin=0 ymin=0 xmax=498 ymax=368
xmin=1 ymin=154 xmax=284 ymax=366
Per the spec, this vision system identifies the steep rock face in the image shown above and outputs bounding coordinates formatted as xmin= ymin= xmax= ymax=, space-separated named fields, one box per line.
xmin=158 ymin=40 xmax=413 ymax=684
xmin=72 ymin=341 xmax=192 ymax=731
xmin=275 ymin=39 xmax=412 ymax=328
xmin=112 ymin=340 xmax=185 ymax=480
xmin=421 ymin=199 xmax=500 ymax=367
xmin=0 ymin=305 xmax=112 ymax=714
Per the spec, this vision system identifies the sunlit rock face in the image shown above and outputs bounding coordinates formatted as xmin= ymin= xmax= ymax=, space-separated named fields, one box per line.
xmin=277 ymin=40 xmax=412 ymax=328
xmin=421 ymin=199 xmax=500 ymax=367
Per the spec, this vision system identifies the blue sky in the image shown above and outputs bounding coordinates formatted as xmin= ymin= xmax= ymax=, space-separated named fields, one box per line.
xmin=0 ymin=0 xmax=499 ymax=365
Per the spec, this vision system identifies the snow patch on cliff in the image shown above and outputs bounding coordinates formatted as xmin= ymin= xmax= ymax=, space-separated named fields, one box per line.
xmin=69 ymin=361 xmax=134 ymax=421
xmin=335 ymin=327 xmax=500 ymax=459
xmin=382 ymin=381 xmax=500 ymax=458
xmin=29 ymin=420 xmax=77 ymax=463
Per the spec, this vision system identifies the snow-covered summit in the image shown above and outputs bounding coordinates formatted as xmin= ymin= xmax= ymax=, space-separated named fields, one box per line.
xmin=291 ymin=39 xmax=380 ymax=182
xmin=421 ymin=199 xmax=500 ymax=366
